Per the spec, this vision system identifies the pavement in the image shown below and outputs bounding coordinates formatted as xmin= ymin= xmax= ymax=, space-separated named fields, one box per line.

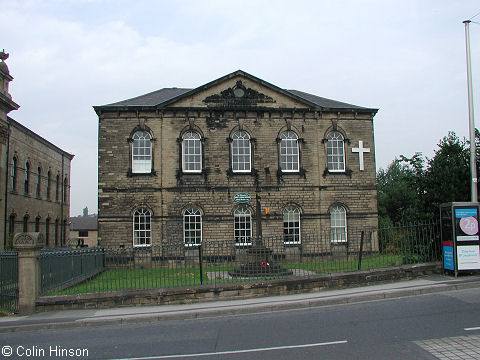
xmin=1 ymin=274 xmax=480 ymax=333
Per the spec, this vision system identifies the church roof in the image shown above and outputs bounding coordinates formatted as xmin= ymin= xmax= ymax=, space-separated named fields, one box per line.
xmin=94 ymin=70 xmax=377 ymax=113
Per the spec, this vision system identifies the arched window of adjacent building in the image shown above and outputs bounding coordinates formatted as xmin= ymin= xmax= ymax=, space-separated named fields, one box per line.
xmin=132 ymin=131 xmax=152 ymax=174
xmin=330 ymin=205 xmax=347 ymax=243
xmin=62 ymin=219 xmax=67 ymax=246
xmin=45 ymin=218 xmax=50 ymax=247
xmin=24 ymin=162 xmax=30 ymax=195
xmin=234 ymin=205 xmax=252 ymax=246
xmin=63 ymin=177 xmax=68 ymax=203
xmin=46 ymin=171 xmax=51 ymax=200
xmin=36 ymin=167 xmax=41 ymax=198
xmin=8 ymin=214 xmax=15 ymax=236
xmin=54 ymin=219 xmax=59 ymax=247
xmin=35 ymin=216 xmax=41 ymax=232
xmin=23 ymin=214 xmax=29 ymax=232
xmin=183 ymin=208 xmax=202 ymax=246
xmin=55 ymin=174 xmax=59 ymax=202
xmin=283 ymin=206 xmax=301 ymax=244
xmin=279 ymin=131 xmax=299 ymax=172
xmin=231 ymin=130 xmax=251 ymax=173
xmin=10 ymin=157 xmax=17 ymax=191
xmin=182 ymin=131 xmax=202 ymax=173
xmin=133 ymin=207 xmax=152 ymax=247
xmin=327 ymin=131 xmax=345 ymax=172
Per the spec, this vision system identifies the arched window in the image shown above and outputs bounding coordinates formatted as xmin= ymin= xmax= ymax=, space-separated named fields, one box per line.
xmin=234 ymin=206 xmax=252 ymax=246
xmin=283 ymin=206 xmax=301 ymax=244
xmin=36 ymin=167 xmax=41 ymax=198
xmin=54 ymin=219 xmax=59 ymax=247
xmin=35 ymin=216 xmax=41 ymax=232
xmin=63 ymin=177 xmax=68 ymax=203
xmin=231 ymin=130 xmax=251 ymax=172
xmin=330 ymin=205 xmax=347 ymax=243
xmin=8 ymin=214 xmax=15 ymax=236
xmin=47 ymin=171 xmax=51 ymax=200
xmin=327 ymin=131 xmax=345 ymax=172
xmin=24 ymin=162 xmax=30 ymax=195
xmin=182 ymin=131 xmax=202 ymax=173
xmin=55 ymin=174 xmax=59 ymax=202
xmin=132 ymin=131 xmax=152 ymax=174
xmin=279 ymin=131 xmax=299 ymax=172
xmin=133 ymin=207 xmax=152 ymax=247
xmin=23 ymin=214 xmax=29 ymax=232
xmin=45 ymin=218 xmax=50 ymax=246
xmin=10 ymin=157 xmax=16 ymax=191
xmin=183 ymin=208 xmax=202 ymax=246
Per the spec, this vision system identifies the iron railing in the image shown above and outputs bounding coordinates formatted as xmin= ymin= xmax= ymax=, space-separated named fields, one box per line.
xmin=0 ymin=250 xmax=18 ymax=313
xmin=40 ymin=222 xmax=441 ymax=296
xmin=40 ymin=247 xmax=104 ymax=295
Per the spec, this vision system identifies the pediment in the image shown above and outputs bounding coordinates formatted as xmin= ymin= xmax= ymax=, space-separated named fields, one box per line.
xmin=169 ymin=72 xmax=312 ymax=110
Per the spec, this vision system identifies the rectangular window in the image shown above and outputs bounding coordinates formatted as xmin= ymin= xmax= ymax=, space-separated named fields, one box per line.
xmin=79 ymin=230 xmax=88 ymax=237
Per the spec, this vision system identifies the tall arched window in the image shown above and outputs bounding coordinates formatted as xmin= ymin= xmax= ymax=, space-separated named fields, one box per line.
xmin=47 ymin=171 xmax=51 ymax=200
xmin=283 ymin=206 xmax=301 ymax=244
xmin=327 ymin=131 xmax=345 ymax=172
xmin=182 ymin=131 xmax=202 ymax=173
xmin=133 ymin=207 xmax=152 ymax=247
xmin=55 ymin=174 xmax=59 ymax=202
xmin=330 ymin=205 xmax=347 ymax=243
xmin=36 ymin=167 xmax=41 ymax=198
xmin=183 ymin=208 xmax=202 ymax=246
xmin=54 ymin=219 xmax=59 ymax=247
xmin=231 ymin=130 xmax=251 ymax=172
xmin=24 ymin=162 xmax=30 ymax=195
xmin=8 ymin=214 xmax=15 ymax=236
xmin=63 ymin=177 xmax=68 ymax=203
xmin=234 ymin=206 xmax=252 ymax=246
xmin=35 ymin=216 xmax=41 ymax=232
xmin=45 ymin=218 xmax=50 ymax=246
xmin=279 ymin=131 xmax=299 ymax=172
xmin=132 ymin=131 xmax=152 ymax=174
xmin=10 ymin=157 xmax=16 ymax=191
xmin=23 ymin=214 xmax=29 ymax=232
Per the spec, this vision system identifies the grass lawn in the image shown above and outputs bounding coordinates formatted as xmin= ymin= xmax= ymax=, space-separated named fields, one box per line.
xmin=50 ymin=254 xmax=405 ymax=295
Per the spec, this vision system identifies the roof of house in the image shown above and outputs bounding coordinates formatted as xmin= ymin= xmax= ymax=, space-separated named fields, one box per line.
xmin=94 ymin=70 xmax=377 ymax=113
xmin=70 ymin=216 xmax=98 ymax=231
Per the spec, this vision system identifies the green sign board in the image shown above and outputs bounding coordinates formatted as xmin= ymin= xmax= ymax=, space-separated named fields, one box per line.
xmin=234 ymin=192 xmax=251 ymax=203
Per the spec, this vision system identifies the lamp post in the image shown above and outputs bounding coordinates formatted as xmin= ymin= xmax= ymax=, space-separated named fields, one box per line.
xmin=464 ymin=20 xmax=477 ymax=202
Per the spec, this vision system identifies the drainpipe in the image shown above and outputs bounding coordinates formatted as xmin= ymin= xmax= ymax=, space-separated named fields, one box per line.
xmin=3 ymin=122 xmax=10 ymax=248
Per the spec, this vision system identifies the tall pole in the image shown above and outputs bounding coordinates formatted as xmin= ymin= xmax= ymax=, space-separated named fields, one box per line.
xmin=464 ymin=20 xmax=477 ymax=202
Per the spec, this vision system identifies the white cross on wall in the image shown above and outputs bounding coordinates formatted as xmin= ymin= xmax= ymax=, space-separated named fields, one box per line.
xmin=351 ymin=140 xmax=370 ymax=171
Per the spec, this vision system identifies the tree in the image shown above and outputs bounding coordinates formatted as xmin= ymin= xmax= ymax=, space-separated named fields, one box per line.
xmin=377 ymin=131 xmax=478 ymax=223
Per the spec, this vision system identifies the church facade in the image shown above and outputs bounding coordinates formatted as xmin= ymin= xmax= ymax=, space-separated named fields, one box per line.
xmin=95 ymin=70 xmax=378 ymax=252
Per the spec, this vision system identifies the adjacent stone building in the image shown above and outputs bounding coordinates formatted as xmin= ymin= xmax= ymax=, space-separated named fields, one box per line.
xmin=0 ymin=51 xmax=74 ymax=249
xmin=95 ymin=70 xmax=378 ymax=253
xmin=70 ymin=207 xmax=98 ymax=248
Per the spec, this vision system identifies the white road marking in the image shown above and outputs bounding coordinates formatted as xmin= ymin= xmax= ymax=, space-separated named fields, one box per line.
xmin=464 ymin=326 xmax=480 ymax=331
xmin=110 ymin=340 xmax=348 ymax=359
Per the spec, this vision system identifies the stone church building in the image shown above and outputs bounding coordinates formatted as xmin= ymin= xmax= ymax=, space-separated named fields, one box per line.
xmin=95 ymin=70 xmax=378 ymax=252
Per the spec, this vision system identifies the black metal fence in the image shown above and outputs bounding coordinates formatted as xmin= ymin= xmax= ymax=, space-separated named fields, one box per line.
xmin=0 ymin=250 xmax=18 ymax=313
xmin=40 ymin=247 xmax=104 ymax=295
xmin=40 ymin=222 xmax=441 ymax=296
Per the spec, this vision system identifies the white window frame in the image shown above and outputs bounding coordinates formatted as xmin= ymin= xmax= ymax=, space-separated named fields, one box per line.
xmin=234 ymin=206 xmax=252 ymax=246
xmin=183 ymin=208 xmax=202 ymax=247
xmin=283 ymin=206 xmax=301 ymax=244
xmin=182 ymin=131 xmax=202 ymax=173
xmin=280 ymin=131 xmax=299 ymax=172
xmin=330 ymin=205 xmax=347 ymax=243
xmin=132 ymin=131 xmax=152 ymax=174
xmin=133 ymin=207 xmax=152 ymax=247
xmin=327 ymin=131 xmax=345 ymax=172
xmin=231 ymin=130 xmax=251 ymax=173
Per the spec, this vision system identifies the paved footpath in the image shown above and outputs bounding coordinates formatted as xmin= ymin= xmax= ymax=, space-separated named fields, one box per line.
xmin=1 ymin=274 xmax=480 ymax=333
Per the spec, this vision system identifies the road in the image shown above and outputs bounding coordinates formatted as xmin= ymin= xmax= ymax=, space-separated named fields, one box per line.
xmin=1 ymin=287 xmax=480 ymax=359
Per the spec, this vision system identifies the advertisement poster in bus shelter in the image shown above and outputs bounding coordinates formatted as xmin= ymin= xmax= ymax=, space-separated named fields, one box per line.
xmin=454 ymin=207 xmax=480 ymax=270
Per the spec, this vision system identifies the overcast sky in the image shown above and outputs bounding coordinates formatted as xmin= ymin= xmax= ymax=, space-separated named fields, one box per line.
xmin=2 ymin=0 xmax=480 ymax=216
